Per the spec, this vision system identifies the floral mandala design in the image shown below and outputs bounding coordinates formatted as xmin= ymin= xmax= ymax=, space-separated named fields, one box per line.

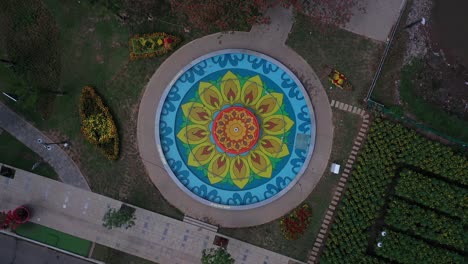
xmin=177 ymin=71 xmax=294 ymax=189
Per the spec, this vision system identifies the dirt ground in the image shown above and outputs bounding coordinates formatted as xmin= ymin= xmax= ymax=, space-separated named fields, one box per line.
xmin=411 ymin=0 xmax=468 ymax=120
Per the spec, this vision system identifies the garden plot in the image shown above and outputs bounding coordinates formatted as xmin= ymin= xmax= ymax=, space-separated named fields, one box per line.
xmin=321 ymin=119 xmax=467 ymax=264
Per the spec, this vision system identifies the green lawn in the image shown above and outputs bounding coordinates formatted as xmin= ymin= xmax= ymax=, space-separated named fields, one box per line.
xmin=287 ymin=14 xmax=384 ymax=107
xmin=0 ymin=0 xmax=188 ymax=220
xmin=15 ymin=222 xmax=91 ymax=257
xmin=0 ymin=131 xmax=58 ymax=180
xmin=220 ymin=110 xmax=360 ymax=261
xmin=398 ymin=60 xmax=468 ymax=143
xmin=367 ymin=0 xmax=467 ymax=145
xmin=370 ymin=0 xmax=411 ymax=106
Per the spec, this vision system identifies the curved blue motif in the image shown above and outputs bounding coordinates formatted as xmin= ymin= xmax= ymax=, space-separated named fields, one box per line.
xmin=192 ymin=185 xmax=222 ymax=204
xmin=211 ymin=53 xmax=244 ymax=68
xmin=247 ymin=55 xmax=279 ymax=74
xmin=263 ymin=177 xmax=293 ymax=199
xmin=159 ymin=121 xmax=173 ymax=153
xmin=227 ymin=192 xmax=260 ymax=206
xmin=281 ymin=72 xmax=304 ymax=100
xmin=179 ymin=61 xmax=208 ymax=83
xmin=158 ymin=51 xmax=315 ymax=208
xmin=161 ymin=85 xmax=181 ymax=116
xmin=298 ymin=105 xmax=311 ymax=134
xmin=290 ymin=149 xmax=307 ymax=174
xmin=168 ymin=159 xmax=190 ymax=186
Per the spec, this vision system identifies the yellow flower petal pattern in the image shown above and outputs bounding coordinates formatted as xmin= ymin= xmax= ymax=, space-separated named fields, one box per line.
xmin=182 ymin=102 xmax=212 ymax=125
xmin=241 ymin=75 xmax=263 ymax=106
xmin=229 ymin=156 xmax=250 ymax=189
xmin=176 ymin=71 xmax=298 ymax=191
xmin=176 ymin=124 xmax=209 ymax=145
xmin=187 ymin=142 xmax=216 ymax=166
xmin=207 ymin=154 xmax=230 ymax=184
xmin=262 ymin=115 xmax=294 ymax=136
xmin=259 ymin=135 xmax=290 ymax=158
xmin=221 ymin=71 xmax=241 ymax=104
xmin=255 ymin=93 xmax=283 ymax=117
xmin=247 ymin=150 xmax=272 ymax=178
xmin=199 ymin=82 xmax=223 ymax=110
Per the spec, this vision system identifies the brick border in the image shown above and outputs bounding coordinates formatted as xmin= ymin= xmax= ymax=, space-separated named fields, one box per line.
xmin=308 ymin=100 xmax=370 ymax=264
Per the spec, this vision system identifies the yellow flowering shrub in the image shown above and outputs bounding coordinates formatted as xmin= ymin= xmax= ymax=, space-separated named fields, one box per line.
xmin=79 ymin=86 xmax=119 ymax=160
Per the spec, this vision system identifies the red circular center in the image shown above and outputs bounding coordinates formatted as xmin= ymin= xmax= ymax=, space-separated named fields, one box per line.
xmin=212 ymin=106 xmax=259 ymax=154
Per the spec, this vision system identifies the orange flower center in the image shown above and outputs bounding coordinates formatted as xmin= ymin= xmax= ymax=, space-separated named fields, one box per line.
xmin=213 ymin=106 xmax=259 ymax=154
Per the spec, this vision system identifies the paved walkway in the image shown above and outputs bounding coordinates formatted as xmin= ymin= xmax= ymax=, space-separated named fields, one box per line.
xmin=0 ymin=102 xmax=90 ymax=190
xmin=250 ymin=4 xmax=294 ymax=43
xmin=0 ymin=164 xmax=303 ymax=264
xmin=342 ymin=0 xmax=406 ymax=41
xmin=138 ymin=5 xmax=333 ymax=227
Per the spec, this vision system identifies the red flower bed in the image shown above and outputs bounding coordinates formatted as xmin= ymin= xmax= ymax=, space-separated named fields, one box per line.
xmin=280 ymin=203 xmax=312 ymax=240
xmin=1 ymin=206 xmax=31 ymax=230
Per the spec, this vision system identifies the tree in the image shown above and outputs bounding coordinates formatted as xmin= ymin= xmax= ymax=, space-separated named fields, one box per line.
xmin=201 ymin=248 xmax=234 ymax=264
xmin=170 ymin=0 xmax=360 ymax=32
xmin=170 ymin=0 xmax=270 ymax=32
xmin=102 ymin=205 xmax=136 ymax=230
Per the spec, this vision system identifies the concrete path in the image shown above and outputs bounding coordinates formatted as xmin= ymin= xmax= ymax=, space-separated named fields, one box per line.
xmin=138 ymin=4 xmax=333 ymax=226
xmin=342 ymin=0 xmax=406 ymax=41
xmin=250 ymin=4 xmax=294 ymax=44
xmin=0 ymin=233 xmax=95 ymax=264
xmin=0 ymin=164 xmax=304 ymax=264
xmin=0 ymin=102 xmax=90 ymax=190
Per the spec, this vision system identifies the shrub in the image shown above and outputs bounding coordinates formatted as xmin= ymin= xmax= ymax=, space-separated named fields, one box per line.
xmin=79 ymin=86 xmax=119 ymax=160
xmin=201 ymin=247 xmax=234 ymax=264
xmin=102 ymin=205 xmax=136 ymax=230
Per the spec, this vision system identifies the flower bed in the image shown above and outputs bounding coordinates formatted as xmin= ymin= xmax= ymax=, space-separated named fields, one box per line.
xmin=1 ymin=206 xmax=31 ymax=230
xmin=129 ymin=32 xmax=181 ymax=60
xmin=280 ymin=203 xmax=312 ymax=240
xmin=79 ymin=86 xmax=119 ymax=160
xmin=321 ymin=119 xmax=467 ymax=263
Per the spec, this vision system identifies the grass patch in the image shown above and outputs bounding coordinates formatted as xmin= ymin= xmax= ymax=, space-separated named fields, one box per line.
xmin=287 ymin=14 xmax=384 ymax=106
xmin=370 ymin=0 xmax=412 ymax=106
xmin=220 ymin=110 xmax=360 ymax=261
xmin=0 ymin=0 xmax=60 ymax=117
xmin=92 ymin=244 xmax=157 ymax=264
xmin=0 ymin=131 xmax=58 ymax=180
xmin=15 ymin=222 xmax=91 ymax=257
xmin=0 ymin=0 xmax=192 ymax=220
xmin=400 ymin=60 xmax=468 ymax=142
xmin=0 ymin=65 xmax=31 ymax=104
